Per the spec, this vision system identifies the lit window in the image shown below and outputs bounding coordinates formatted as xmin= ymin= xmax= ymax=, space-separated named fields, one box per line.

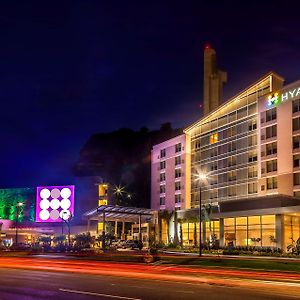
xmin=210 ymin=133 xmax=219 ymax=144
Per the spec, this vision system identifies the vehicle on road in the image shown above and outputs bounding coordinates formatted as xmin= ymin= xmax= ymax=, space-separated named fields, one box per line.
xmin=123 ymin=240 xmax=143 ymax=250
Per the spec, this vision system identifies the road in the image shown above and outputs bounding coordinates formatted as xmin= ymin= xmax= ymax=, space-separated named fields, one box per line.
xmin=0 ymin=256 xmax=299 ymax=299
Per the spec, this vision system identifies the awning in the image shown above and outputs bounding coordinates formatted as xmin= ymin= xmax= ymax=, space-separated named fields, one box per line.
xmin=83 ymin=205 xmax=155 ymax=222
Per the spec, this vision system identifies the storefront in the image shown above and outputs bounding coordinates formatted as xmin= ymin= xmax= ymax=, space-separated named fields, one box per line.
xmin=176 ymin=195 xmax=300 ymax=251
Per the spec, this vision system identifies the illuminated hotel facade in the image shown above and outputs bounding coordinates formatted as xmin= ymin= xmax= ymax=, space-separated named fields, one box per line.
xmin=151 ymin=70 xmax=300 ymax=250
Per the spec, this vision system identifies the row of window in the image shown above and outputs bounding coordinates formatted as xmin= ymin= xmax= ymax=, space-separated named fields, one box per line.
xmin=159 ymin=194 xmax=181 ymax=205
xmin=261 ymin=107 xmax=277 ymax=123
xmin=193 ymin=151 xmax=257 ymax=168
xmin=159 ymin=156 xmax=182 ymax=169
xmin=193 ymin=119 xmax=257 ymax=150
xmin=160 ymin=143 xmax=182 ymax=158
xmin=261 ymin=99 xmax=300 ymax=125
xmin=262 ymin=117 xmax=300 ymax=134
xmin=160 ymin=169 xmax=182 ymax=181
xmin=191 ymin=101 xmax=258 ymax=138
xmin=159 ymin=181 xmax=182 ymax=194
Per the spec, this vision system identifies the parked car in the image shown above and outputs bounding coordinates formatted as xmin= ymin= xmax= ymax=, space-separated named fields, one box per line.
xmin=123 ymin=240 xmax=143 ymax=250
xmin=110 ymin=239 xmax=126 ymax=248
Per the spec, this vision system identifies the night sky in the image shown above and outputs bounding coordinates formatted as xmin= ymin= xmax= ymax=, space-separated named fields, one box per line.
xmin=1 ymin=1 xmax=300 ymax=188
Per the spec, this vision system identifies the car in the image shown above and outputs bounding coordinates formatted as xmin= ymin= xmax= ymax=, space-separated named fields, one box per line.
xmin=123 ymin=240 xmax=143 ymax=250
xmin=110 ymin=239 xmax=126 ymax=249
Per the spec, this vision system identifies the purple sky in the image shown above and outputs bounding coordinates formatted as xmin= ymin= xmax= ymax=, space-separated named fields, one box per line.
xmin=1 ymin=1 xmax=300 ymax=188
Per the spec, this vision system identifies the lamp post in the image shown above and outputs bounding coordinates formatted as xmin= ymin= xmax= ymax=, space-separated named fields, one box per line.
xmin=15 ymin=202 xmax=23 ymax=245
xmin=61 ymin=211 xmax=72 ymax=247
xmin=196 ymin=173 xmax=207 ymax=257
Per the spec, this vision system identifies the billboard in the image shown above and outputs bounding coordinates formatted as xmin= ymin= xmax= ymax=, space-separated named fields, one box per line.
xmin=36 ymin=185 xmax=75 ymax=222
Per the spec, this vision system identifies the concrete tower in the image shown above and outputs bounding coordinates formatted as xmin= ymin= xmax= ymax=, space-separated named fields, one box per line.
xmin=203 ymin=44 xmax=227 ymax=115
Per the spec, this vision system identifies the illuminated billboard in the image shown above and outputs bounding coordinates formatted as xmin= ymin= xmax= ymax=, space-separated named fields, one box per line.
xmin=36 ymin=185 xmax=75 ymax=222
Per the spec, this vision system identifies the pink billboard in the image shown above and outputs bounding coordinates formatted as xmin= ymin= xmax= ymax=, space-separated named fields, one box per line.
xmin=36 ymin=185 xmax=75 ymax=222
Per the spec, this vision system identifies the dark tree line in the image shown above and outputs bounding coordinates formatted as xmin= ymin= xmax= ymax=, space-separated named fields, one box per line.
xmin=73 ymin=123 xmax=182 ymax=208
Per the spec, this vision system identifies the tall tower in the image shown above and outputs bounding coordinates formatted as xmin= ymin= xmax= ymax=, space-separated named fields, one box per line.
xmin=203 ymin=44 xmax=227 ymax=115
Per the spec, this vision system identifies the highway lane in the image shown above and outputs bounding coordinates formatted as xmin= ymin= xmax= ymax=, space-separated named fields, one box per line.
xmin=0 ymin=267 xmax=296 ymax=300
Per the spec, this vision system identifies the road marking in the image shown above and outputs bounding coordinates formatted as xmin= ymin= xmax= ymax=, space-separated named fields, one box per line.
xmin=59 ymin=288 xmax=141 ymax=300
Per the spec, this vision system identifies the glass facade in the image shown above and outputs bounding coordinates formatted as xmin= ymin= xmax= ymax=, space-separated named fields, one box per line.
xmin=284 ymin=215 xmax=300 ymax=249
xmin=189 ymin=77 xmax=271 ymax=207
xmin=224 ymin=215 xmax=275 ymax=247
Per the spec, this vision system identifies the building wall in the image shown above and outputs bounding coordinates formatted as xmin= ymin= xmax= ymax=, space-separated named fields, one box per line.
xmin=185 ymin=73 xmax=285 ymax=208
xmin=151 ymin=134 xmax=190 ymax=211
xmin=258 ymin=80 xmax=300 ymax=197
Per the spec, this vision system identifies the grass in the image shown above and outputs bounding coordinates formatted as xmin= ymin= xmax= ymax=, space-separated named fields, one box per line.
xmin=157 ymin=256 xmax=300 ymax=273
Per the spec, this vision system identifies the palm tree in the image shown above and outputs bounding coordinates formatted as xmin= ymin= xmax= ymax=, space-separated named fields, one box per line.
xmin=178 ymin=218 xmax=187 ymax=248
xmin=158 ymin=210 xmax=173 ymax=243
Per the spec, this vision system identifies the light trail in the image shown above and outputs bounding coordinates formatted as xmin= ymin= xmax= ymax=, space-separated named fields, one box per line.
xmin=1 ymin=256 xmax=300 ymax=298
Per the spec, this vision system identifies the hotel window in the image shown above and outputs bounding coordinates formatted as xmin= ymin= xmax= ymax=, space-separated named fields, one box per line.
xmin=175 ymin=181 xmax=181 ymax=191
xmin=228 ymin=156 xmax=237 ymax=167
xmin=267 ymin=177 xmax=277 ymax=190
xmin=293 ymin=99 xmax=300 ymax=113
xmin=248 ymin=120 xmax=257 ymax=131
xmin=293 ymin=117 xmax=300 ymax=131
xmin=160 ymin=185 xmax=166 ymax=194
xmin=175 ymin=143 xmax=182 ymax=153
xmin=175 ymin=194 xmax=181 ymax=203
xmin=160 ymin=161 xmax=166 ymax=170
xmin=266 ymin=159 xmax=277 ymax=173
xmin=248 ymin=182 xmax=258 ymax=194
xmin=209 ymin=133 xmax=219 ymax=144
xmin=294 ymin=173 xmax=300 ymax=186
xmin=228 ymin=186 xmax=237 ymax=197
xmin=210 ymin=161 xmax=217 ymax=171
xmin=228 ymin=126 xmax=237 ymax=137
xmin=248 ymin=151 xmax=257 ymax=162
xmin=266 ymin=108 xmax=277 ymax=122
xmin=294 ymin=155 xmax=300 ymax=168
xmin=248 ymin=166 xmax=258 ymax=178
xmin=266 ymin=142 xmax=277 ymax=156
xmin=160 ymin=149 xmax=166 ymax=158
xmin=228 ymin=170 xmax=237 ymax=181
xmin=175 ymin=156 xmax=181 ymax=165
xmin=248 ymin=135 xmax=257 ymax=147
xmin=293 ymin=136 xmax=300 ymax=149
xmin=160 ymin=173 xmax=166 ymax=182
xmin=175 ymin=168 xmax=182 ymax=178
xmin=208 ymin=147 xmax=217 ymax=157
xmin=228 ymin=141 xmax=237 ymax=152
xmin=266 ymin=125 xmax=277 ymax=139
xmin=159 ymin=197 xmax=165 ymax=205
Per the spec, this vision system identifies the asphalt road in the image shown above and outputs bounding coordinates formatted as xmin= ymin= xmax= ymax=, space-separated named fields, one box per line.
xmin=0 ymin=267 xmax=297 ymax=300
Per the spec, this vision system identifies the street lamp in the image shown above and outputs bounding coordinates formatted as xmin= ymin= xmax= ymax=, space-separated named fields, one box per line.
xmin=15 ymin=202 xmax=23 ymax=245
xmin=61 ymin=211 xmax=72 ymax=247
xmin=196 ymin=173 xmax=207 ymax=257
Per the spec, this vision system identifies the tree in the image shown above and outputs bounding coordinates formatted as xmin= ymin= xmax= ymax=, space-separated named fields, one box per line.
xmin=158 ymin=210 xmax=173 ymax=243
xmin=178 ymin=218 xmax=186 ymax=248
xmin=38 ymin=235 xmax=52 ymax=245
xmin=53 ymin=235 xmax=66 ymax=245
xmin=74 ymin=232 xmax=93 ymax=248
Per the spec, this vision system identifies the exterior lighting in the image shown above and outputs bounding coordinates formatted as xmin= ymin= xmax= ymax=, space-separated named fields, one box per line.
xmin=194 ymin=172 xmax=208 ymax=257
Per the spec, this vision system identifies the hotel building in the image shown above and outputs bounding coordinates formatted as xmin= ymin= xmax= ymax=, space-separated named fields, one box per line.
xmin=151 ymin=47 xmax=300 ymax=250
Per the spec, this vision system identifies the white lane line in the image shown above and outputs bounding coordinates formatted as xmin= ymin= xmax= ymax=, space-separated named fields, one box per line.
xmin=59 ymin=288 xmax=141 ymax=300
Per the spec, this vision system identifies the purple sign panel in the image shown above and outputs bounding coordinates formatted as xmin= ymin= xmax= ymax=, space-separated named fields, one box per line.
xmin=36 ymin=185 xmax=75 ymax=222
